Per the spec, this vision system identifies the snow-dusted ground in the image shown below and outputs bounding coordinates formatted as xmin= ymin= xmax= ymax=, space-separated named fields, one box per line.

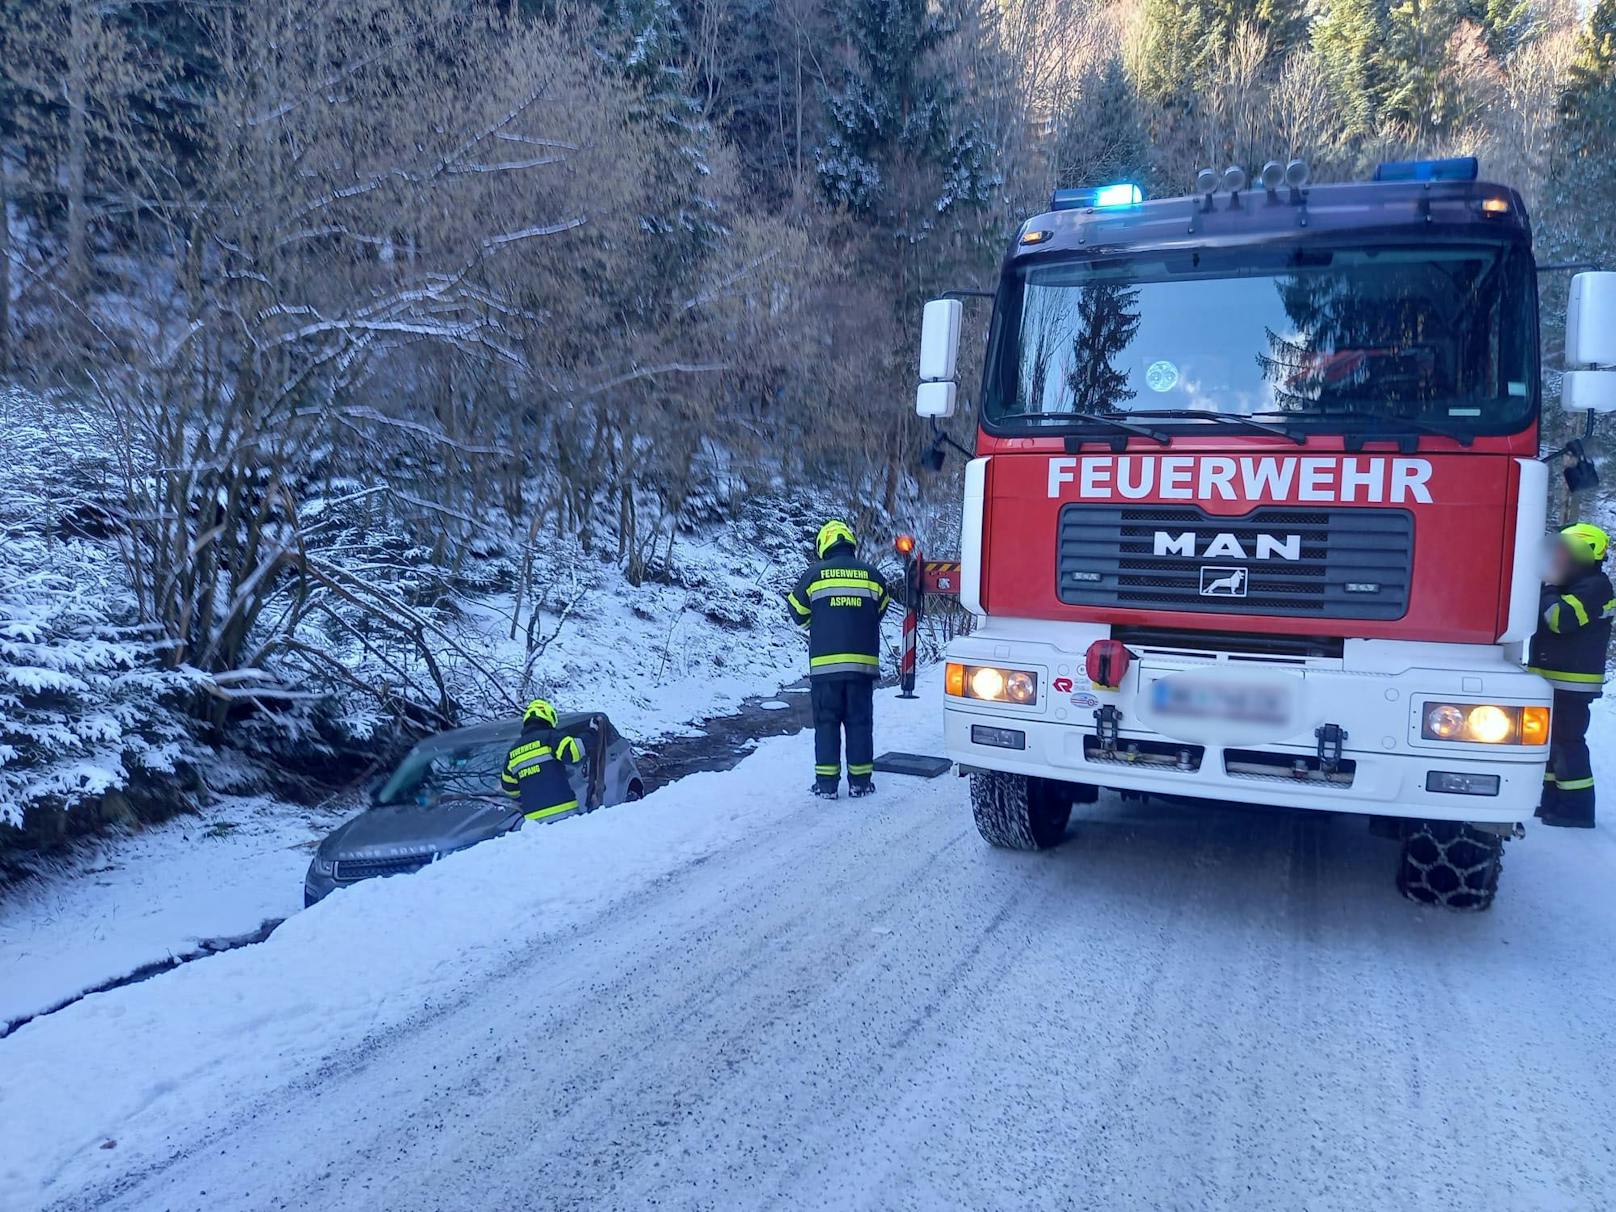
xmin=0 ymin=796 xmax=351 ymax=1029
xmin=4 ymin=673 xmax=1615 ymax=1210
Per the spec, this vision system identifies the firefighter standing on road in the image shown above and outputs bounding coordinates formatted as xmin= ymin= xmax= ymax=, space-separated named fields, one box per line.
xmin=1530 ymin=523 xmax=1614 ymax=829
xmin=788 ymin=520 xmax=891 ymax=799
xmin=501 ymin=698 xmax=586 ymax=823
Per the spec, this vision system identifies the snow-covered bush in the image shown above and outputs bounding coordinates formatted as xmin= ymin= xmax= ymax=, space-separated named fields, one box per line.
xmin=0 ymin=394 xmax=199 ymax=830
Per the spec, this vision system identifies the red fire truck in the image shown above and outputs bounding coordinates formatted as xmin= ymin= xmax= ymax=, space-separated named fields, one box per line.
xmin=916 ymin=158 xmax=1616 ymax=908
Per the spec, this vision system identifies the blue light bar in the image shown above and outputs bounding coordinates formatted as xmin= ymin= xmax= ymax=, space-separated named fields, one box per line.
xmin=1050 ymin=182 xmax=1144 ymax=211
xmin=1372 ymin=156 xmax=1479 ymax=183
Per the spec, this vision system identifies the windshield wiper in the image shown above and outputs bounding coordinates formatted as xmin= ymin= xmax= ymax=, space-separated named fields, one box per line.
xmin=1000 ymin=409 xmax=1170 ymax=447
xmin=1254 ymin=407 xmax=1474 ymax=448
xmin=1113 ymin=409 xmax=1305 ymax=445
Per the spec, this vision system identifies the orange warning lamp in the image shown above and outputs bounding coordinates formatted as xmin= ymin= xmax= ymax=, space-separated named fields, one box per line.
xmin=895 ymin=533 xmax=916 ymax=556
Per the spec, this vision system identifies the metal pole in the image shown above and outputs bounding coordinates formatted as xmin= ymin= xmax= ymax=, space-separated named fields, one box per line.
xmin=898 ymin=545 xmax=919 ymax=699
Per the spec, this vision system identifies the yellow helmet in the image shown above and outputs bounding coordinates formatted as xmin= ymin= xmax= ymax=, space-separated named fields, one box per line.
xmin=1560 ymin=523 xmax=1609 ymax=563
xmin=522 ymin=698 xmax=557 ymax=728
xmin=816 ymin=519 xmax=857 ymax=558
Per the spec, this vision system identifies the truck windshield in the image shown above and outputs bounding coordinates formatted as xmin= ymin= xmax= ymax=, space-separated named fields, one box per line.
xmin=982 ymin=242 xmax=1536 ymax=436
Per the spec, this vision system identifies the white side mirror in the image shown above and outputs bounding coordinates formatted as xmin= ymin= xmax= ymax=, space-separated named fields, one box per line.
xmin=918 ymin=299 xmax=962 ymax=384
xmin=916 ymin=380 xmax=957 ymax=419
xmin=1563 ymin=272 xmax=1616 ymax=413
xmin=1567 ymin=272 xmax=1616 ymax=367
xmin=1564 ymin=371 xmax=1616 ymax=413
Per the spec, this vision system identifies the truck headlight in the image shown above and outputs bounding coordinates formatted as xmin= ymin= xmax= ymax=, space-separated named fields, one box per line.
xmin=1420 ymin=702 xmax=1548 ymax=745
xmin=310 ymin=855 xmax=336 ymax=877
xmin=971 ymin=666 xmax=1005 ymax=700
xmin=947 ymin=662 xmax=1038 ymax=706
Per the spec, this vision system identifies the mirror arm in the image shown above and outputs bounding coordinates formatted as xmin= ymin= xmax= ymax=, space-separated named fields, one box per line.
xmin=1531 ymin=261 xmax=1609 ymax=276
xmin=930 ymin=417 xmax=976 ymax=460
xmin=1542 ymin=412 xmax=1598 ymax=463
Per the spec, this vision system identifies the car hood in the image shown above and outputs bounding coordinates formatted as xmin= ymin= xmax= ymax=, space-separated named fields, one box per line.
xmin=319 ymin=799 xmax=520 ymax=860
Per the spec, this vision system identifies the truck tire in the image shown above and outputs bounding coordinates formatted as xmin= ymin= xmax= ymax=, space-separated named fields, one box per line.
xmin=1396 ymin=820 xmax=1505 ymax=911
xmin=970 ymin=771 xmax=1072 ymax=850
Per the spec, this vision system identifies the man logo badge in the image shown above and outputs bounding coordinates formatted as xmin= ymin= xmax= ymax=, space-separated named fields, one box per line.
xmin=1199 ymin=566 xmax=1247 ymax=597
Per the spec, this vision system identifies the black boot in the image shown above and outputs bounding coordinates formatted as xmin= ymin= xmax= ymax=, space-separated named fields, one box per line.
xmin=848 ymin=780 xmax=876 ymax=798
xmin=810 ymin=781 xmax=839 ymax=800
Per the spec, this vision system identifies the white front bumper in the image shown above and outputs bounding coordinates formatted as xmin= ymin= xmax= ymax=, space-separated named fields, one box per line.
xmin=944 ymin=622 xmax=1551 ymax=824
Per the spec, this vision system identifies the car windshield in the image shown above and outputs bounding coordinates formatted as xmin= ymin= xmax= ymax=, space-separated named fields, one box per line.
xmin=982 ymin=242 xmax=1536 ymax=434
xmin=376 ymin=739 xmax=515 ymax=806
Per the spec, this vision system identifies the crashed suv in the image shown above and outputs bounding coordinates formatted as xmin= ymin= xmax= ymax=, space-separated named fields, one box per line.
xmin=304 ymin=712 xmax=644 ymax=906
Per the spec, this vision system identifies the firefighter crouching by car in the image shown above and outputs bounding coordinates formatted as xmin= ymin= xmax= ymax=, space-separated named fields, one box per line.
xmin=502 ymin=698 xmax=585 ymax=822
xmin=1530 ymin=523 xmax=1614 ymax=829
xmin=788 ymin=519 xmax=892 ymax=800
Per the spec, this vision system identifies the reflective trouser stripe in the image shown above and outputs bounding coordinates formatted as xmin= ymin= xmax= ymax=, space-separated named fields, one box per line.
xmin=814 ymin=764 xmax=840 ymax=776
xmin=525 ymin=799 xmax=580 ymax=821
xmin=1558 ymin=777 xmax=1595 ymax=791
xmin=848 ymin=762 xmax=874 ymax=776
xmin=1544 ymin=772 xmax=1558 ymax=783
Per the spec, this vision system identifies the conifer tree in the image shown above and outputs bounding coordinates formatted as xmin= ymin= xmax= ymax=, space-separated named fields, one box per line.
xmin=1132 ymin=0 xmax=1311 ymax=105
xmin=1313 ymin=0 xmax=1388 ymax=140
xmin=815 ymin=0 xmax=994 ymax=229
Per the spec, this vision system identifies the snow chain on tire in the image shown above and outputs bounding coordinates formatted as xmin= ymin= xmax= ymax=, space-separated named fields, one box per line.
xmin=970 ymin=772 xmax=1071 ymax=851
xmin=1397 ymin=820 xmax=1505 ymax=911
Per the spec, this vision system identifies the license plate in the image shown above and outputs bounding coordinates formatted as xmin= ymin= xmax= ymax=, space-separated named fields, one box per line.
xmin=1150 ymin=675 xmax=1294 ymax=726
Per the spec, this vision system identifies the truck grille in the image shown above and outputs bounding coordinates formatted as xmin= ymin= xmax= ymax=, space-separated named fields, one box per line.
xmin=1057 ymin=504 xmax=1412 ymax=620
xmin=333 ymin=853 xmax=434 ymax=882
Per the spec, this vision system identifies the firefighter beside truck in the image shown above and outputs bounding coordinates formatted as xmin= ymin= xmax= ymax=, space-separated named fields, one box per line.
xmin=915 ymin=157 xmax=1616 ymax=908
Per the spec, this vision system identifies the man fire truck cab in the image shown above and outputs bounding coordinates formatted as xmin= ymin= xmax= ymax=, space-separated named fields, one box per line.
xmin=917 ymin=157 xmax=1616 ymax=910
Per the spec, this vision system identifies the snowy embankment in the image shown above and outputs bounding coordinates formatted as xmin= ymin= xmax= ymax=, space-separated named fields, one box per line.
xmin=5 ymin=675 xmax=1616 ymax=1209
xmin=0 ymin=515 xmax=823 ymax=1029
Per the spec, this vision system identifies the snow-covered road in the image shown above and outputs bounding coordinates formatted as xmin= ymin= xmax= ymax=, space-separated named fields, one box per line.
xmin=8 ymin=678 xmax=1616 ymax=1210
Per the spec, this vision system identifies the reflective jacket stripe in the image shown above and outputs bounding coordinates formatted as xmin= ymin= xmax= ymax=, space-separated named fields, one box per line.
xmin=1528 ymin=665 xmax=1606 ymax=691
xmin=807 ymin=579 xmax=881 ymax=599
xmin=808 ymin=656 xmax=885 ymax=675
xmin=508 ymin=750 xmax=554 ymax=778
xmin=524 ymin=799 xmax=580 ymax=821
xmin=810 ymin=654 xmax=880 ymax=676
xmin=1547 ymin=595 xmax=1591 ymax=633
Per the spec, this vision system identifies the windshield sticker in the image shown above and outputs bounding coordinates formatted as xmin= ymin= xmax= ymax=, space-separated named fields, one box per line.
xmin=1508 ymin=381 xmax=1528 ymax=397
xmin=1145 ymin=360 xmax=1179 ymax=392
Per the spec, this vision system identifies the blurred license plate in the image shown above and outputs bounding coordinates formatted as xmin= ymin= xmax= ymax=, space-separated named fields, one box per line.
xmin=1151 ymin=675 xmax=1294 ymax=725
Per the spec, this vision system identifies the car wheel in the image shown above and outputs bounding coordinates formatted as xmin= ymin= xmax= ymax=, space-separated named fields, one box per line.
xmin=627 ymin=780 xmax=645 ymax=801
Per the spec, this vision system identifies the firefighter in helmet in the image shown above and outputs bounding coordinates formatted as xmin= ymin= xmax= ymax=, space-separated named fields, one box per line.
xmin=501 ymin=698 xmax=586 ymax=823
xmin=787 ymin=519 xmax=892 ymax=799
xmin=1530 ymin=523 xmax=1614 ymax=829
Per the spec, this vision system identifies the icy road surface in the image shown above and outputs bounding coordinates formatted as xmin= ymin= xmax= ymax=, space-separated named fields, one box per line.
xmin=5 ymin=676 xmax=1616 ymax=1210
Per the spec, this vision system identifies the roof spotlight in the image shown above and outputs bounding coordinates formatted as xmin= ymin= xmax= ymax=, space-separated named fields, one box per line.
xmin=1285 ymin=158 xmax=1310 ymax=188
xmin=1260 ymin=160 xmax=1285 ymax=192
xmin=1222 ymin=165 xmax=1247 ymax=193
xmin=1195 ymin=167 xmax=1218 ymax=195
